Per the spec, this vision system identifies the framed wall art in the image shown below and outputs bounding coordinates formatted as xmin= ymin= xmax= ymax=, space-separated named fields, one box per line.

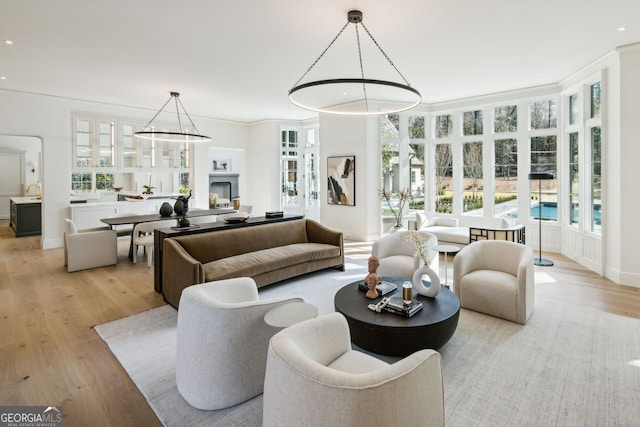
xmin=327 ymin=155 xmax=355 ymax=206
xmin=212 ymin=159 xmax=231 ymax=172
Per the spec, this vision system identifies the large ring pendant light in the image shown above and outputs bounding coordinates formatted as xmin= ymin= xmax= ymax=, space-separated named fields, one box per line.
xmin=134 ymin=92 xmax=211 ymax=142
xmin=288 ymin=10 xmax=422 ymax=116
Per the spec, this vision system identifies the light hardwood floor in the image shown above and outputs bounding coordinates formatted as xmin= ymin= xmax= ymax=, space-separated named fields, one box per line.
xmin=1 ymin=222 xmax=639 ymax=426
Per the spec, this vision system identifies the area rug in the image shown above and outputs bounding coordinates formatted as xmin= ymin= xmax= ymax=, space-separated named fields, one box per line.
xmin=95 ymin=259 xmax=640 ymax=426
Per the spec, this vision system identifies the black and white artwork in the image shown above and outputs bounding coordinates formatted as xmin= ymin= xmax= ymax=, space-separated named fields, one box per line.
xmin=212 ymin=159 xmax=231 ymax=172
xmin=327 ymin=155 xmax=355 ymax=206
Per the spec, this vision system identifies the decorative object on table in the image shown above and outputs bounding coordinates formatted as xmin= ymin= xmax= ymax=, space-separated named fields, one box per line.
xmin=287 ymin=10 xmax=421 ymax=116
xmin=364 ymin=256 xmax=382 ymax=299
xmin=134 ymin=91 xmax=211 ymax=143
xmin=113 ymin=187 xmax=122 ymax=192
xmin=173 ymin=199 xmax=185 ymax=215
xmin=378 ymin=187 xmax=411 ymax=231
xmin=327 ymin=156 xmax=355 ymax=206
xmin=159 ymin=202 xmax=173 ymax=217
xmin=406 ymin=230 xmax=441 ymax=297
xmin=528 ymin=172 xmax=555 ymax=266
xmin=125 ymin=195 xmax=144 ymax=201
xmin=402 ymin=281 xmax=413 ymax=305
xmin=176 ymin=190 xmax=192 ymax=227
xmin=384 ymin=296 xmax=423 ymax=318
xmin=265 ymin=211 xmax=284 ymax=218
xmin=142 ymin=176 xmax=155 ymax=195
xmin=223 ymin=215 xmax=249 ymax=224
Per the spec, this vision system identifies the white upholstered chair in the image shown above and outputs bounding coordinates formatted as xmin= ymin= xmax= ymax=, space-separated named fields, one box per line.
xmin=132 ymin=219 xmax=176 ymax=267
xmin=371 ymin=230 xmax=439 ymax=278
xmin=453 ymin=240 xmax=535 ymax=324
xmin=63 ymin=218 xmax=117 ymax=272
xmin=176 ymin=277 xmax=303 ymax=410
xmin=263 ymin=312 xmax=445 ymax=426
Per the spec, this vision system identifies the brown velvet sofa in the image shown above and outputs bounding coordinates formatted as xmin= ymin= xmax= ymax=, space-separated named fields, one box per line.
xmin=162 ymin=218 xmax=344 ymax=308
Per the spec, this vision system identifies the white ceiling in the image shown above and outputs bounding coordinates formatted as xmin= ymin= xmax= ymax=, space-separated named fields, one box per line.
xmin=1 ymin=0 xmax=639 ymax=123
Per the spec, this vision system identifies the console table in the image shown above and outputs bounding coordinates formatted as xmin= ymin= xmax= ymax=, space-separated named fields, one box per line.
xmin=153 ymin=214 xmax=304 ymax=293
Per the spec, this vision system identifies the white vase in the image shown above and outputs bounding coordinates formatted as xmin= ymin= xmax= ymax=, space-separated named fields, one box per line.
xmin=412 ymin=265 xmax=441 ymax=297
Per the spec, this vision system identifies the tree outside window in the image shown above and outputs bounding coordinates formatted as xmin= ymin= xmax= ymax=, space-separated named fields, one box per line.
xmin=494 ymin=106 xmax=517 ymax=133
xmin=435 ymin=144 xmax=453 ymax=213
xmin=591 ymin=127 xmax=601 ymax=233
xmin=494 ymin=138 xmax=518 ymax=218
xmin=463 ymin=110 xmax=483 ymax=136
xmin=96 ymin=173 xmax=114 ymax=190
xmin=463 ymin=142 xmax=483 ymax=214
xmin=530 ymin=100 xmax=557 ymax=129
xmin=434 ymin=115 xmax=452 ymax=139
xmin=71 ymin=172 xmax=92 ymax=192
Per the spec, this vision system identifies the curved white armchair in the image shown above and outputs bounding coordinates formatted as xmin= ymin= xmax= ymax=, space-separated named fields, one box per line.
xmin=64 ymin=219 xmax=117 ymax=272
xmin=132 ymin=219 xmax=175 ymax=266
xmin=453 ymin=240 xmax=535 ymax=324
xmin=176 ymin=277 xmax=304 ymax=410
xmin=372 ymin=230 xmax=439 ymax=278
xmin=263 ymin=312 xmax=444 ymax=426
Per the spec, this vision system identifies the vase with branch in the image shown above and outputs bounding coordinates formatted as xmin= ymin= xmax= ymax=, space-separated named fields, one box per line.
xmin=378 ymin=187 xmax=411 ymax=231
xmin=406 ymin=230 xmax=441 ymax=297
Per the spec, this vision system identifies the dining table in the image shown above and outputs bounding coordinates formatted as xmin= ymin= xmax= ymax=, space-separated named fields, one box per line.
xmin=101 ymin=208 xmax=235 ymax=259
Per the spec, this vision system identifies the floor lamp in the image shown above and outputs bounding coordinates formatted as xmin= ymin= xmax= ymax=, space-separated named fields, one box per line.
xmin=528 ymin=172 xmax=554 ymax=266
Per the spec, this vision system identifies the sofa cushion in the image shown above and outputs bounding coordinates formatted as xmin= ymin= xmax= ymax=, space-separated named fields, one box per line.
xmin=172 ymin=219 xmax=310 ymax=264
xmin=459 ymin=269 xmax=518 ymax=321
xmin=203 ymin=243 xmax=340 ymax=281
xmin=328 ymin=350 xmax=389 ymax=374
xmin=426 ymin=226 xmax=469 ymax=245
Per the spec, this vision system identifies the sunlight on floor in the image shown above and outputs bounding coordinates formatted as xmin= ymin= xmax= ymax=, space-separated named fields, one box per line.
xmin=535 ymin=271 xmax=557 ymax=284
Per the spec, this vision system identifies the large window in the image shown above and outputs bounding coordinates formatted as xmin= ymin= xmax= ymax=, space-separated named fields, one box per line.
xmin=281 ymin=129 xmax=299 ymax=208
xmin=463 ymin=142 xmax=483 ymax=215
xmin=569 ymin=93 xmax=579 ymax=125
xmin=494 ymin=138 xmax=518 ymax=218
xmin=590 ymin=82 xmax=601 ymax=119
xmin=435 ymin=144 xmax=453 ymax=214
xmin=569 ymin=132 xmax=579 ymax=225
xmin=590 ymin=127 xmax=601 ymax=233
xmin=530 ymin=136 xmax=558 ymax=221
xmin=71 ymin=172 xmax=92 ymax=191
xmin=96 ymin=172 xmax=114 ymax=190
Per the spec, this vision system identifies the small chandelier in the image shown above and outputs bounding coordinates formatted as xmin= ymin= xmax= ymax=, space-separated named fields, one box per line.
xmin=134 ymin=92 xmax=212 ymax=142
xmin=288 ymin=10 xmax=421 ymax=116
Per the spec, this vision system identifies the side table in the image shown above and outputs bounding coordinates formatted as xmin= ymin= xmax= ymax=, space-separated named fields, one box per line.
xmin=434 ymin=244 xmax=461 ymax=288
xmin=264 ymin=302 xmax=318 ymax=328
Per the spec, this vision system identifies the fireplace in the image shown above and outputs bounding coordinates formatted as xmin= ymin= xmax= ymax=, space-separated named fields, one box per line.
xmin=209 ymin=173 xmax=239 ymax=200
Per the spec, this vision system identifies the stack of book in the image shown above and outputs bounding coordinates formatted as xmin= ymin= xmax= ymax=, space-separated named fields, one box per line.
xmin=358 ymin=281 xmax=397 ymax=296
xmin=383 ymin=297 xmax=423 ymax=318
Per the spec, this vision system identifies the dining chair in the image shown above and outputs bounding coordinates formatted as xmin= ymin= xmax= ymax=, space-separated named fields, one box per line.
xmin=132 ymin=219 xmax=176 ymax=267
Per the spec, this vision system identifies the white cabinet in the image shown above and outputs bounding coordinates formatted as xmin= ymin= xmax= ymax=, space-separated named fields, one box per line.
xmin=73 ymin=116 xmax=116 ymax=169
xmin=118 ymin=121 xmax=191 ymax=172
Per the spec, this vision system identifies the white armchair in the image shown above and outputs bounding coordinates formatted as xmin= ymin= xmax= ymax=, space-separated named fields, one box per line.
xmin=176 ymin=277 xmax=304 ymax=410
xmin=63 ymin=218 xmax=117 ymax=272
xmin=371 ymin=230 xmax=439 ymax=278
xmin=453 ymin=240 xmax=535 ymax=324
xmin=263 ymin=312 xmax=444 ymax=426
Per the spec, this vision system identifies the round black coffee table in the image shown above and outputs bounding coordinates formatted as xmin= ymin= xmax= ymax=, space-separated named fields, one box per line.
xmin=334 ymin=277 xmax=460 ymax=357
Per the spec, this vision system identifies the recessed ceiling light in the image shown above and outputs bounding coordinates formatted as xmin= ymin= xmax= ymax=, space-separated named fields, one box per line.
xmin=618 ymin=26 xmax=627 ymax=32
xmin=0 ymin=76 xmax=6 ymax=80
xmin=4 ymin=40 xmax=13 ymax=45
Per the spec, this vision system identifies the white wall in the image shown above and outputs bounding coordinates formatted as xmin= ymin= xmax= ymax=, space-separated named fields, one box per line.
xmin=0 ymin=90 xmax=249 ymax=249
xmin=247 ymin=121 xmax=282 ymax=215
xmin=319 ymin=114 xmax=382 ymax=242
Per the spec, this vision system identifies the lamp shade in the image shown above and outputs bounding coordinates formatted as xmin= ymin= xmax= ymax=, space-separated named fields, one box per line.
xmin=528 ymin=172 xmax=554 ymax=180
